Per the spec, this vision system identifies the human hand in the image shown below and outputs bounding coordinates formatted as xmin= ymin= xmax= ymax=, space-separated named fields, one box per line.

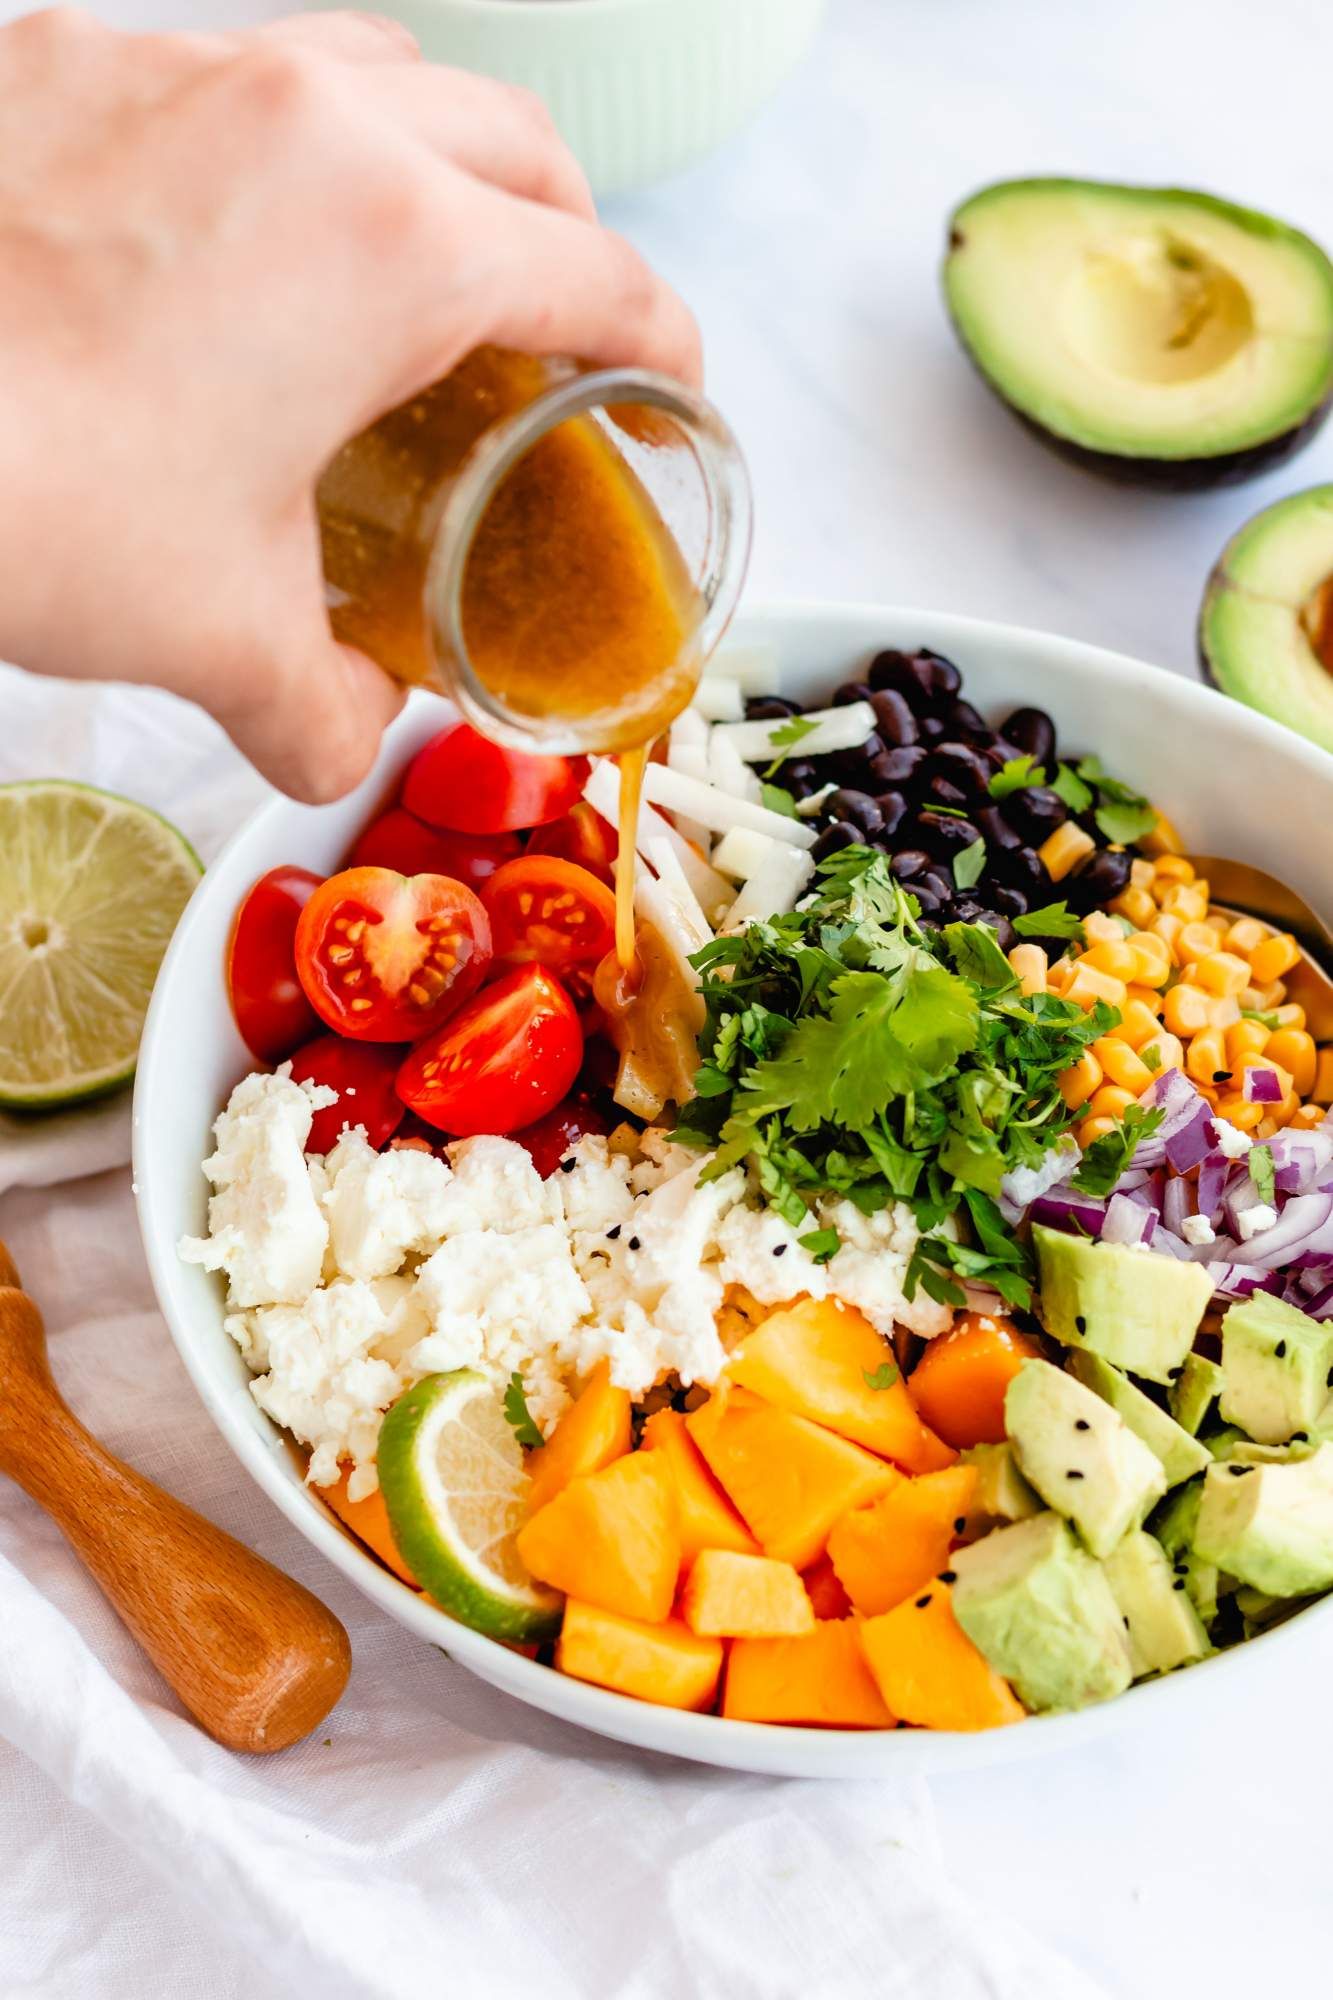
xmin=0 ymin=9 xmax=701 ymax=800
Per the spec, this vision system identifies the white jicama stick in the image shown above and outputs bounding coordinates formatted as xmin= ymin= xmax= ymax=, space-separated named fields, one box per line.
xmin=669 ymin=707 xmax=709 ymax=750
xmin=796 ymin=781 xmax=838 ymax=818
xmin=640 ymin=761 xmax=818 ymax=849
xmin=712 ymin=825 xmax=778 ymax=881
xmin=645 ymin=837 xmax=713 ymax=947
xmin=708 ymin=701 xmax=876 ymax=765
xmin=724 ymin=842 xmax=816 ymax=930
xmin=691 ymin=676 xmax=745 ymax=723
xmin=707 ymin=728 xmax=763 ymax=804
xmin=703 ymin=643 xmax=780 ymax=693
xmin=583 ymin=760 xmax=732 ymax=919
xmin=635 ymin=869 xmax=702 ymax=989
xmin=664 ymin=732 xmax=711 ymax=849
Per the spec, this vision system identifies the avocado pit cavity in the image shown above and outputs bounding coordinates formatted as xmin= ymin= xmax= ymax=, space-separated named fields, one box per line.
xmin=1061 ymin=233 xmax=1254 ymax=386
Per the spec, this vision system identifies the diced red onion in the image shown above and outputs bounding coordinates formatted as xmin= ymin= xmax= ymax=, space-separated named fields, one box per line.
xmin=1196 ymin=1153 xmax=1229 ymax=1222
xmin=1243 ymin=1067 xmax=1282 ymax=1105
xmin=1269 ymin=1128 xmax=1333 ymax=1194
xmin=1162 ymin=1176 xmax=1192 ymax=1237
xmin=1164 ymin=1106 xmax=1215 ymax=1174
xmin=1030 ymin=1190 xmax=1107 ymax=1237
xmin=1129 ymin=1068 xmax=1205 ymax=1169
xmin=1229 ymin=1191 xmax=1333 ymax=1265
xmin=1103 ymin=1192 xmax=1155 ymax=1247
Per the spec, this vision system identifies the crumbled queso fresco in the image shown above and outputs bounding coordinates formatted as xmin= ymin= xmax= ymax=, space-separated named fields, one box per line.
xmin=180 ymin=1068 xmax=949 ymax=1500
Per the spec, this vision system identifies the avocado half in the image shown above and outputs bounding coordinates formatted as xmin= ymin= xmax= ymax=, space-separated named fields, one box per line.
xmin=1200 ymin=485 xmax=1333 ymax=752
xmin=944 ymin=178 xmax=1333 ymax=488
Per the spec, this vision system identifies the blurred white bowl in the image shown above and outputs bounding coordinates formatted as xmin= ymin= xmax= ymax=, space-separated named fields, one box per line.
xmin=353 ymin=0 xmax=828 ymax=198
xmin=136 ymin=600 xmax=1333 ymax=1777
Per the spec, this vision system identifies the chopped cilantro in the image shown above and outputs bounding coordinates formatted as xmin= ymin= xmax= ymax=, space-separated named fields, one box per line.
xmin=502 ymin=1372 xmax=544 ymax=1450
xmin=952 ymin=836 xmax=987 ymax=891
xmin=1075 ymin=756 xmax=1159 ymax=846
xmin=863 ymin=1361 xmax=901 ymax=1392
xmin=926 ymin=803 xmax=970 ymax=819
xmin=1071 ymin=1104 xmax=1165 ymax=1197
xmin=1242 ymin=1008 xmax=1283 ymax=1031
xmin=798 ymin=1225 xmax=841 ymax=1263
xmin=989 ymin=754 xmax=1046 ymax=800
xmin=1141 ymin=1043 xmax=1162 ymax=1071
xmin=1013 ymin=901 xmax=1085 ymax=943
xmin=760 ymin=781 xmax=798 ymax=818
xmin=1052 ymin=763 xmax=1093 ymax=813
xmin=763 ymin=714 xmax=818 ymax=776
xmin=1250 ymin=1143 xmax=1276 ymax=1204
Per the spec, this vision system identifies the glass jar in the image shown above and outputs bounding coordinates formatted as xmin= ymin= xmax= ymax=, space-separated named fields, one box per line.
xmin=316 ymin=347 xmax=752 ymax=755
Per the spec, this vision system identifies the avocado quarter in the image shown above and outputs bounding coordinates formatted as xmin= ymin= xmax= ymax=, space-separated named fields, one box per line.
xmin=944 ymin=178 xmax=1333 ymax=487
xmin=1199 ymin=484 xmax=1333 ymax=753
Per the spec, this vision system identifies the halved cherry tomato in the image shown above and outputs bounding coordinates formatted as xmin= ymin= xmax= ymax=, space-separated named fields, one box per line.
xmin=295 ymin=867 xmax=491 ymax=1042
xmin=345 ymin=807 xmax=519 ymax=889
xmin=289 ymin=1035 xmax=407 ymax=1154
xmin=482 ymin=857 xmax=617 ymax=997
xmin=227 ymin=866 xmax=323 ymax=1063
xmin=513 ymin=1094 xmax=611 ymax=1177
xmin=396 ymin=963 xmax=582 ymax=1136
xmin=402 ymin=722 xmax=588 ymax=835
xmin=526 ymin=803 xmax=617 ymax=888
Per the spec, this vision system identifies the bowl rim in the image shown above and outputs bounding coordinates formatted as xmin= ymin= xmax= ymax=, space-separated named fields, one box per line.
xmin=134 ymin=594 xmax=1333 ymax=1776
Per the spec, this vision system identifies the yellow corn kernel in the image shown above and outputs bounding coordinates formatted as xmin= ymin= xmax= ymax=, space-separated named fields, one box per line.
xmin=1110 ymin=885 xmax=1157 ymax=930
xmin=1161 ymin=883 xmax=1209 ymax=924
xmin=1124 ymin=983 xmax=1165 ymax=1018
xmin=1039 ymin=822 xmax=1097 ymax=882
xmin=1208 ymin=996 xmax=1242 ymax=1032
xmin=1162 ymin=983 xmax=1212 ymax=1038
xmin=1140 ymin=812 xmax=1183 ymax=859
xmin=1046 ymin=958 xmax=1072 ymax=995
xmin=1075 ymin=1114 xmax=1120 ymax=1148
xmin=1176 ymin=921 xmax=1219 ymax=965
xmin=1225 ymin=1019 xmax=1270 ymax=1068
xmin=1241 ymin=979 xmax=1287 ymax=1012
xmin=1130 ymin=857 xmax=1157 ymax=891
xmin=1213 ymin=1092 xmax=1265 ymax=1132
xmin=1087 ymin=1084 xmax=1137 ymax=1122
xmin=1249 ymin=933 xmax=1301 ymax=984
xmin=1205 ymin=913 xmax=1231 ymax=940
xmin=1225 ymin=916 xmax=1269 ymax=956
xmin=1084 ymin=910 xmax=1126 ymax=946
xmin=1125 ymin=933 xmax=1171 ymax=988
xmin=1290 ymin=1102 xmax=1327 ymax=1130
xmin=1195 ymin=951 xmax=1252 ymax=999
xmin=1117 ymin=997 xmax=1165 ymax=1048
xmin=1273 ymin=1091 xmax=1302 ymax=1129
xmin=1062 ymin=963 xmax=1128 ymax=1013
xmin=1153 ymin=854 xmax=1195 ymax=885
xmin=1082 ymin=937 xmax=1140 ymax=983
xmin=1195 ymin=1083 xmax=1220 ymax=1109
xmin=1092 ymin=1037 xmax=1154 ymax=1094
xmin=1007 ymin=943 xmax=1047 ymax=997
xmin=1150 ymin=909 xmax=1183 ymax=949
xmin=1184 ymin=1026 xmax=1228 ymax=1088
xmin=1059 ymin=1049 xmax=1103 ymax=1113
xmin=1139 ymin=1030 xmax=1185 ymax=1077
xmin=1254 ymin=1114 xmax=1280 ymax=1142
xmin=1265 ymin=1028 xmax=1317 ymax=1098
xmin=1274 ymin=1003 xmax=1307 ymax=1032
xmin=1312 ymin=1049 xmax=1333 ymax=1106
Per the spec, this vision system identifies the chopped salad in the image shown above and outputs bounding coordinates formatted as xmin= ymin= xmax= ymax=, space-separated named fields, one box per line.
xmin=181 ymin=643 xmax=1333 ymax=1731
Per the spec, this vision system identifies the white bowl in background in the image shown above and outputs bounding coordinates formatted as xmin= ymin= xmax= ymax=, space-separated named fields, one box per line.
xmin=135 ymin=601 xmax=1333 ymax=1778
xmin=343 ymin=0 xmax=828 ymax=199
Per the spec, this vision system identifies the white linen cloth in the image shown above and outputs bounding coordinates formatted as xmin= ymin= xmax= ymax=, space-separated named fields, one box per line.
xmin=0 ymin=666 xmax=1111 ymax=1998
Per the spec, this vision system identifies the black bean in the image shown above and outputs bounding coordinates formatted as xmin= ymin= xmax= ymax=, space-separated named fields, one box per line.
xmin=992 ymin=884 xmax=1029 ymax=917
xmin=811 ymin=820 xmax=861 ymax=862
xmin=918 ymin=715 xmax=946 ymax=744
xmin=931 ymin=742 xmax=991 ymax=795
xmin=744 ymin=695 xmax=800 ymax=722
xmin=916 ymin=811 xmax=980 ymax=854
xmin=832 ymin=680 xmax=875 ymax=708
xmin=999 ymin=844 xmax=1047 ymax=889
xmin=985 ymin=738 xmax=1023 ymax=770
xmin=945 ymin=698 xmax=989 ymax=741
xmin=927 ymin=775 xmax=969 ymax=811
xmin=831 ymin=731 xmax=884 ymax=780
xmin=976 ymin=805 xmax=1021 ymax=852
xmin=1001 ymin=706 xmax=1057 ymax=766
xmin=953 ymin=902 xmax=1017 ymax=952
xmin=869 ymin=689 xmax=919 ymax=747
xmin=781 ymin=758 xmax=820 ymax=799
xmin=911 ymin=885 xmax=942 ymax=915
xmin=826 ymin=788 xmax=884 ymax=837
xmin=919 ymin=651 xmax=963 ymax=702
xmin=867 ymin=650 xmax=930 ymax=707
xmin=869 ymin=744 xmax=928 ymax=789
xmin=890 ymin=848 xmax=930 ymax=882
xmin=1006 ymin=786 xmax=1069 ymax=841
xmin=1066 ymin=848 xmax=1134 ymax=911
xmin=922 ymin=868 xmax=954 ymax=901
xmin=873 ymin=791 xmax=909 ymax=839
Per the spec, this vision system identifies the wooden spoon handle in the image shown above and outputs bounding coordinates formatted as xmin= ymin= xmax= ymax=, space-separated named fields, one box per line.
xmin=0 ymin=1243 xmax=351 ymax=1753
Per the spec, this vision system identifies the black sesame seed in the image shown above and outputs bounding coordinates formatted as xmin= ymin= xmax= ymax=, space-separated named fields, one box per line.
xmin=1173 ymin=1579 xmax=1187 ymax=1591
xmin=772 ymin=1243 xmax=788 ymax=1258
xmin=1327 ymin=1365 xmax=1333 ymax=1388
xmin=1228 ymin=1463 xmax=1253 ymax=1476
xmin=915 ymin=1594 xmax=932 ymax=1609
xmin=559 ymin=1158 xmax=577 ymax=1173
xmin=1213 ymin=1071 xmax=1232 ymax=1084
xmin=606 ymin=1224 xmax=621 ymax=1240
xmin=1075 ymin=1315 xmax=1087 ymax=1335
xmin=1275 ymin=1340 xmax=1287 ymax=1359
xmin=1167 ymin=1365 xmax=1183 ymax=1379
xmin=953 ymin=1517 xmax=967 ymax=1533
xmin=628 ymin=1236 xmax=642 ymax=1251
xmin=1294 ymin=1431 xmax=1309 ymax=1443
xmin=1074 ymin=1418 xmax=1090 ymax=1431
xmin=938 ymin=1569 xmax=957 ymax=1584
xmin=1123 ymin=1615 xmax=1131 ymax=1628
xmin=1066 ymin=1469 xmax=1085 ymax=1480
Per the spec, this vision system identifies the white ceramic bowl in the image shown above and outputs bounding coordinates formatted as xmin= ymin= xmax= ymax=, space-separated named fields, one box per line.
xmin=346 ymin=0 xmax=827 ymax=199
xmin=135 ymin=600 xmax=1333 ymax=1778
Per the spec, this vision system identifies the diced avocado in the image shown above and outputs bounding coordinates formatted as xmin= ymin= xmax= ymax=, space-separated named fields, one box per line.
xmin=1150 ymin=1480 xmax=1219 ymax=1625
xmin=1193 ymin=1442 xmax=1333 ymax=1595
xmin=1171 ymin=1352 xmax=1226 ymax=1436
xmin=1199 ymin=485 xmax=1333 ymax=754
xmin=951 ymin=1512 xmax=1133 ymax=1711
xmin=1102 ymin=1530 xmax=1210 ymax=1678
xmin=944 ymin=179 xmax=1333 ymax=487
xmin=1005 ymin=1359 xmax=1167 ymax=1558
xmin=1068 ymin=1351 xmax=1210 ymax=1488
xmin=1033 ymin=1226 xmax=1212 ymax=1385
xmin=1210 ymin=1436 xmax=1319 ymax=1465
xmin=1218 ymin=1293 xmax=1333 ymax=1444
xmin=1204 ymin=1425 xmax=1248 ymax=1458
xmin=960 ymin=1442 xmax=1042 ymax=1528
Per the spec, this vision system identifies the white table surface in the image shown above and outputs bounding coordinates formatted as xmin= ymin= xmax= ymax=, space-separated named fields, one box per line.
xmin=5 ymin=0 xmax=1332 ymax=1992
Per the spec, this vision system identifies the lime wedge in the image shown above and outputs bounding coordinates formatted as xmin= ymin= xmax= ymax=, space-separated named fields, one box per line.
xmin=378 ymin=1370 xmax=563 ymax=1643
xmin=0 ymin=780 xmax=202 ymax=1109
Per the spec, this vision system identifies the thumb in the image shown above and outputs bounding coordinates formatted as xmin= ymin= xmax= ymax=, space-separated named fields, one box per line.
xmin=216 ymin=635 xmax=407 ymax=803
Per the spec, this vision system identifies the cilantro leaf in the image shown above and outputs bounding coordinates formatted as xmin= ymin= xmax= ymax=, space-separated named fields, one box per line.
xmin=1052 ymin=763 xmax=1093 ymax=813
xmin=989 ymin=754 xmax=1046 ymax=800
xmin=942 ymin=921 xmax=1016 ymax=991
xmin=1095 ymin=797 xmax=1159 ymax=845
xmin=761 ymin=781 xmax=798 ymax=818
xmin=763 ymin=715 xmax=818 ymax=776
xmin=952 ymin=836 xmax=987 ymax=891
xmin=1013 ymin=902 xmax=1086 ymax=943
xmin=1141 ymin=1043 xmax=1162 ymax=1071
xmin=798 ymin=1225 xmax=841 ymax=1263
xmin=1250 ymin=1143 xmax=1276 ymax=1204
xmin=863 ymin=1361 xmax=900 ymax=1391
xmin=1071 ymin=1104 xmax=1165 ymax=1196
xmin=503 ymin=1372 xmax=544 ymax=1450
xmin=1242 ymin=1008 xmax=1283 ymax=1031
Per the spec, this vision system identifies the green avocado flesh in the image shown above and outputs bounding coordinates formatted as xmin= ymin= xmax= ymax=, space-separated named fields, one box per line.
xmin=1200 ymin=484 xmax=1333 ymax=752
xmin=944 ymin=179 xmax=1333 ymax=479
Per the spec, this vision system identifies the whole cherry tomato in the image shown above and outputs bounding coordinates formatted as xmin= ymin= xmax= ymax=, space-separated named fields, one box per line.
xmin=402 ymin=722 xmax=588 ymax=835
xmin=295 ymin=867 xmax=491 ymax=1042
xmin=512 ymin=1094 xmax=611 ymax=1177
xmin=227 ymin=865 xmax=322 ymax=1063
xmin=526 ymin=802 xmax=617 ymax=887
xmin=395 ymin=964 xmax=582 ymax=1137
xmin=345 ymin=806 xmax=519 ymax=889
xmin=482 ymin=857 xmax=617 ymax=991
xmin=289 ymin=1034 xmax=407 ymax=1154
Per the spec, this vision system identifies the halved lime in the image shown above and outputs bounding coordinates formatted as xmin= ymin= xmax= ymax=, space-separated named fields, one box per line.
xmin=0 ymin=780 xmax=202 ymax=1109
xmin=378 ymin=1370 xmax=563 ymax=1643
